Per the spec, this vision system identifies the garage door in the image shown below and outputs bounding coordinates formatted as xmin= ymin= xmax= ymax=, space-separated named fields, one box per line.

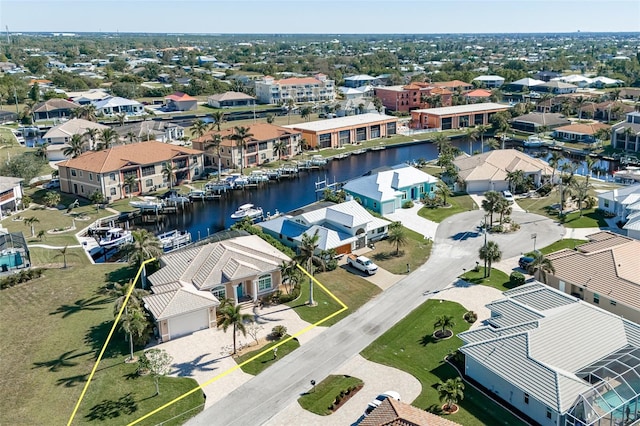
xmin=381 ymin=202 xmax=395 ymax=215
xmin=168 ymin=309 xmax=209 ymax=340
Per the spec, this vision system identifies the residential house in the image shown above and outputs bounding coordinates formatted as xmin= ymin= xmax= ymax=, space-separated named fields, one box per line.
xmin=42 ymin=118 xmax=109 ymax=161
xmin=0 ymin=110 xmax=17 ymax=124
xmin=33 ymin=99 xmax=80 ymax=121
xmin=374 ymin=83 xmax=452 ymax=113
xmin=598 ymin=185 xmax=640 ymax=239
xmin=164 ymin=92 xmax=197 ymax=111
xmin=66 ymin=89 xmax=110 ymax=105
xmin=620 ymin=88 xmax=640 ymax=101
xmin=582 ymin=101 xmax=635 ymax=122
xmin=92 ymin=96 xmax=144 ymax=116
xmin=552 ymin=122 xmax=610 ymax=143
xmin=192 ymin=123 xmax=301 ymax=168
xmin=343 ymin=165 xmax=437 ymax=214
xmin=432 ymin=80 xmax=474 ymax=92
xmin=360 ymin=398 xmax=461 ymax=426
xmin=544 ymin=231 xmax=640 ymax=323
xmin=460 ymin=283 xmax=640 ymax=426
xmin=338 ymin=86 xmax=374 ymax=100
xmin=343 ymin=74 xmax=380 ymax=88
xmin=254 ymin=74 xmax=335 ymax=105
xmin=505 ymin=77 xmax=544 ymax=92
xmin=56 ymin=141 xmax=204 ymax=200
xmin=334 ymin=99 xmax=378 ymax=117
xmin=453 ymin=149 xmax=555 ymax=193
xmin=143 ymin=235 xmax=291 ymax=341
xmin=410 ymin=102 xmax=511 ymax=130
xmin=472 ymin=75 xmax=505 ymax=88
xmin=207 ymin=92 xmax=256 ymax=108
xmin=0 ymin=232 xmax=31 ymax=272
xmin=510 ymin=112 xmax=571 ymax=133
xmin=259 ymin=200 xmax=391 ymax=254
xmin=284 ymin=113 xmax=397 ymax=149
xmin=115 ymin=120 xmax=185 ymax=143
xmin=612 ymin=112 xmax=640 ymax=152
xmin=535 ymin=70 xmax=562 ymax=82
xmin=0 ymin=177 xmax=24 ymax=216
xmin=464 ymin=88 xmax=492 ymax=103
xmin=537 ymin=81 xmax=578 ymax=94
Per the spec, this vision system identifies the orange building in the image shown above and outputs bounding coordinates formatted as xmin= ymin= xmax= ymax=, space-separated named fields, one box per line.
xmin=410 ymin=103 xmax=511 ymax=130
xmin=374 ymin=83 xmax=452 ymax=113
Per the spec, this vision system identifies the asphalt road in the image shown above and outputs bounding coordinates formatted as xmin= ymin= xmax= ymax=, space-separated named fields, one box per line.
xmin=187 ymin=210 xmax=564 ymax=426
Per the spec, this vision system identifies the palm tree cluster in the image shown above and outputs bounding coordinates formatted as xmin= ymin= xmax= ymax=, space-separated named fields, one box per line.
xmin=481 ymin=191 xmax=511 ymax=227
xmin=121 ymin=229 xmax=162 ymax=267
xmin=108 ymin=281 xmax=151 ymax=361
xmin=479 ymin=240 xmax=502 ymax=278
xmin=437 ymin=377 xmax=465 ymax=412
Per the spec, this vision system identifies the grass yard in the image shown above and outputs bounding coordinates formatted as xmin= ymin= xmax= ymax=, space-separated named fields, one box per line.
xmin=559 ymin=208 xmax=609 ymax=228
xmin=286 ymin=267 xmax=381 ymax=327
xmin=361 ymin=300 xmax=525 ymax=426
xmin=418 ymin=193 xmax=477 ymax=223
xmin=368 ymin=227 xmax=432 ymax=274
xmin=236 ymin=335 xmax=300 ymax=376
xmin=0 ymin=262 xmax=204 ymax=425
xmin=28 ymin=246 xmax=91 ymax=268
xmin=538 ymin=238 xmax=588 ymax=254
xmin=460 ymin=267 xmax=515 ymax=292
xmin=297 ymin=375 xmax=363 ymax=416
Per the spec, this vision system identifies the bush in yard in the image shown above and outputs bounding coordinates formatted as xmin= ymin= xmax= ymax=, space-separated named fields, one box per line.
xmin=510 ymin=271 xmax=526 ymax=287
xmin=402 ymin=200 xmax=414 ymax=209
xmin=463 ymin=311 xmax=477 ymax=323
xmin=271 ymin=325 xmax=287 ymax=340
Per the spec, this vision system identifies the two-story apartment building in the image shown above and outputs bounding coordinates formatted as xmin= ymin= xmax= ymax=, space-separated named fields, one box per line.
xmin=410 ymin=102 xmax=511 ymax=130
xmin=254 ymin=74 xmax=335 ymax=105
xmin=56 ymin=141 xmax=204 ymax=200
xmin=191 ymin=123 xmax=301 ymax=168
xmin=374 ymin=83 xmax=452 ymax=113
xmin=612 ymin=112 xmax=640 ymax=152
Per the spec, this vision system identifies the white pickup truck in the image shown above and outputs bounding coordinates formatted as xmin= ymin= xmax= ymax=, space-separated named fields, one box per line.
xmin=347 ymin=254 xmax=378 ymax=275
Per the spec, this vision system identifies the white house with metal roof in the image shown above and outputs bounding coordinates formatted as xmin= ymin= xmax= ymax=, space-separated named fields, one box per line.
xmin=460 ymin=283 xmax=640 ymax=426
xmin=598 ymin=184 xmax=640 ymax=239
xmin=92 ymin=96 xmax=144 ymax=116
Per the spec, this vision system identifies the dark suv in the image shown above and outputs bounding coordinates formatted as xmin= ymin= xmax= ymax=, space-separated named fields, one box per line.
xmin=518 ymin=256 xmax=534 ymax=271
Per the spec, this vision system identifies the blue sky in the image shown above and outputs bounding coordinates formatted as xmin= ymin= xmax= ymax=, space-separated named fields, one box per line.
xmin=1 ymin=0 xmax=639 ymax=34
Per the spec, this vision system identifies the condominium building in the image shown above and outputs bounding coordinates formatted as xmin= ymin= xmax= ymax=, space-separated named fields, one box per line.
xmin=374 ymin=83 xmax=452 ymax=113
xmin=254 ymin=74 xmax=335 ymax=105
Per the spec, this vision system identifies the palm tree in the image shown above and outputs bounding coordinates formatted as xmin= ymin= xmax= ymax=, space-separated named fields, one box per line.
xmin=280 ymin=260 xmax=301 ymax=295
xmin=465 ymin=127 xmax=478 ymax=154
xmin=584 ymin=156 xmax=596 ymax=185
xmin=481 ymin=191 xmax=502 ymax=225
xmin=285 ymin=98 xmax=295 ymax=125
xmin=435 ymin=181 xmax=453 ymax=206
xmin=437 ymin=377 xmax=465 ymax=412
xmin=98 ymin=128 xmax=118 ymax=150
xmin=116 ymin=113 xmax=126 ymax=127
xmin=24 ymin=216 xmax=39 ymax=237
xmin=574 ymin=96 xmax=587 ymax=120
xmin=434 ymin=315 xmax=456 ymax=336
xmin=476 ymin=124 xmax=490 ymax=152
xmin=485 ymin=138 xmax=500 ymax=151
xmin=230 ymin=126 xmax=254 ymax=175
xmin=211 ymin=111 xmax=225 ymax=131
xmin=191 ymin=119 xmax=209 ymax=141
xmin=528 ymin=251 xmax=555 ymax=283
xmin=108 ymin=281 xmax=148 ymax=315
xmin=125 ymin=131 xmax=138 ymax=144
xmin=217 ymin=304 xmax=254 ymax=355
xmin=121 ymin=229 xmax=162 ymax=267
xmin=300 ymin=106 xmax=312 ymax=121
xmin=55 ymin=245 xmax=70 ymax=269
xmin=79 ymin=104 xmax=97 ymax=121
xmin=571 ymin=179 xmax=591 ymax=217
xmin=124 ymin=174 xmax=138 ymax=198
xmin=84 ymin=127 xmax=99 ymax=150
xmin=296 ymin=229 xmax=326 ymax=306
xmin=479 ymin=241 xmax=501 ymax=278
xmin=387 ymin=226 xmax=408 ymax=256
xmin=162 ymin=162 xmax=176 ymax=189
xmin=63 ymin=134 xmax=85 ymax=158
xmin=35 ymin=142 xmax=49 ymax=159
xmin=548 ymin=151 xmax=564 ymax=185
xmin=204 ymin=133 xmax=224 ymax=177
xmin=496 ymin=198 xmax=512 ymax=224
xmin=433 ymin=133 xmax=452 ymax=155
xmin=37 ymin=230 xmax=46 ymax=241
xmin=623 ymin=127 xmax=636 ymax=151
xmin=120 ymin=305 xmax=149 ymax=362
xmin=273 ymin=139 xmax=288 ymax=162
xmin=506 ymin=169 xmax=526 ymax=193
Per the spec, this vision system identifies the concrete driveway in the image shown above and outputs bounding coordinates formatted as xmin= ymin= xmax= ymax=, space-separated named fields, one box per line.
xmin=384 ymin=202 xmax=438 ymax=240
xmin=337 ymin=256 xmax=403 ymax=291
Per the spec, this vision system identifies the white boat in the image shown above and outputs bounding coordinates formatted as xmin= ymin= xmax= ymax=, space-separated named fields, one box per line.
xmin=188 ymin=190 xmax=206 ymax=200
xmin=99 ymin=228 xmax=133 ymax=249
xmin=523 ymin=135 xmax=545 ymax=147
xmin=158 ymin=229 xmax=192 ymax=251
xmin=230 ymin=203 xmax=264 ymax=220
xmin=614 ymin=166 xmax=640 ymax=183
xmin=233 ymin=176 xmax=249 ymax=187
xmin=130 ymin=197 xmax=164 ymax=210
xmin=310 ymin=155 xmax=328 ymax=166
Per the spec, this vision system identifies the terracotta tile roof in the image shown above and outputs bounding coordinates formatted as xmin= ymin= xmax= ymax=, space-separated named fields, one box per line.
xmin=465 ymin=89 xmax=492 ymax=98
xmin=192 ymin=123 xmax=299 ymax=149
xmin=546 ymin=231 xmax=640 ymax=310
xmin=554 ymin=122 xmax=610 ymax=136
xmin=29 ymin=79 xmax=53 ymax=85
xmin=433 ymin=80 xmax=472 ymax=89
xmin=360 ymin=399 xmax=461 ymax=426
xmin=57 ymin=141 xmax=202 ymax=173
xmin=165 ymin=91 xmax=197 ymax=102
xmin=430 ymin=87 xmax=452 ymax=95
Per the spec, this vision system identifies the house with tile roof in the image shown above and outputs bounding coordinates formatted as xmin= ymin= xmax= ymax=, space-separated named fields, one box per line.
xmin=552 ymin=122 xmax=610 ymax=143
xmin=57 ymin=141 xmax=203 ymax=200
xmin=143 ymin=235 xmax=291 ymax=341
xmin=452 ymin=149 xmax=555 ymax=193
xmin=360 ymin=398 xmax=461 ymax=426
xmin=543 ymin=231 xmax=640 ymax=323
xmin=0 ymin=176 xmax=24 ymax=216
xmin=164 ymin=92 xmax=197 ymax=111
xmin=191 ymin=123 xmax=301 ymax=168
xmin=460 ymin=282 xmax=640 ymax=426
xmin=254 ymin=74 xmax=335 ymax=105
xmin=33 ymin=98 xmax=80 ymax=121
xmin=342 ymin=165 xmax=437 ymax=214
xmin=510 ymin=112 xmax=571 ymax=133
xmin=432 ymin=80 xmax=474 ymax=92
xmin=207 ymin=91 xmax=256 ymax=108
xmin=464 ymin=88 xmax=492 ymax=103
xmin=259 ymin=200 xmax=391 ymax=254
xmin=42 ymin=118 xmax=109 ymax=161
xmin=612 ymin=112 xmax=640 ymax=153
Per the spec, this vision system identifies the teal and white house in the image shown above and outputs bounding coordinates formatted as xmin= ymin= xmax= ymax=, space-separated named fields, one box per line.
xmin=342 ymin=165 xmax=437 ymax=214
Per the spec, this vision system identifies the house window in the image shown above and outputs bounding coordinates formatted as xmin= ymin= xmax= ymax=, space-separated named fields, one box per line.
xmin=377 ymin=227 xmax=385 ymax=233
xmin=71 ymin=169 xmax=77 ymax=177
xmin=373 ymin=202 xmax=377 ymax=209
xmin=211 ymin=285 xmax=226 ymax=300
xmin=110 ymin=188 xmax=116 ymax=196
xmin=258 ymin=274 xmax=272 ymax=292
xmin=604 ymin=200 xmax=609 ymax=208
xmin=141 ymin=166 xmax=155 ymax=177
xmin=110 ymin=173 xmax=116 ymax=181
xmin=79 ymin=171 xmax=83 ymax=177
xmin=594 ymin=294 xmax=600 ymax=304
xmin=80 ymin=185 xmax=84 ymax=193
xmin=89 ymin=173 xmax=93 ymax=181
xmin=610 ymin=300 xmax=617 ymax=306
xmin=524 ymin=393 xmax=529 ymax=404
xmin=258 ymin=142 xmax=267 ymax=151
xmin=145 ymin=179 xmax=153 ymax=187
xmin=546 ymin=408 xmax=552 ymax=419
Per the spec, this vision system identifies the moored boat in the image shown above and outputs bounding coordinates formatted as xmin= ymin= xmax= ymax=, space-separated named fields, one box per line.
xmin=230 ymin=203 xmax=264 ymax=220
xmin=188 ymin=189 xmax=206 ymax=200
xmin=130 ymin=197 xmax=164 ymax=210
xmin=157 ymin=229 xmax=192 ymax=251
xmin=99 ymin=228 xmax=133 ymax=248
xmin=524 ymin=135 xmax=545 ymax=147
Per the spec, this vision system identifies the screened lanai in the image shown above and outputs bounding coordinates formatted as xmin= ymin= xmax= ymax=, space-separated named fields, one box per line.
xmin=565 ymin=346 xmax=640 ymax=426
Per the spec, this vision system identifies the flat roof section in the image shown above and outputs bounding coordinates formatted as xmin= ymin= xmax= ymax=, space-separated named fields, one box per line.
xmin=412 ymin=102 xmax=510 ymax=116
xmin=284 ymin=113 xmax=396 ymax=133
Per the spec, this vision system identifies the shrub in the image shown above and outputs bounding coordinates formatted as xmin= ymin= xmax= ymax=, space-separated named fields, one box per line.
xmin=464 ymin=311 xmax=477 ymax=323
xmin=537 ymin=183 xmax=553 ymax=197
xmin=510 ymin=271 xmax=526 ymax=287
xmin=490 ymin=225 xmax=504 ymax=233
xmin=271 ymin=325 xmax=287 ymax=339
xmin=0 ymin=268 xmax=45 ymax=289
xmin=402 ymin=200 xmax=414 ymax=209
xmin=21 ymin=195 xmax=32 ymax=208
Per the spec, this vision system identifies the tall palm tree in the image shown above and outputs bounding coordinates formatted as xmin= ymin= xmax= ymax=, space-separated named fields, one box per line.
xmin=108 ymin=281 xmax=148 ymax=316
xmin=485 ymin=138 xmax=500 ymax=151
xmin=35 ymin=142 xmax=49 ymax=159
xmin=481 ymin=191 xmax=502 ymax=225
xmin=476 ymin=124 xmax=490 ymax=153
xmin=204 ymin=133 xmax=224 ymax=177
xmin=116 ymin=112 xmax=127 ymax=127
xmin=387 ymin=226 xmax=408 ymax=256
xmin=24 ymin=216 xmax=39 ymax=237
xmin=433 ymin=133 xmax=452 ymax=155
xmin=506 ymin=169 xmax=526 ymax=193
xmin=121 ymin=229 xmax=162 ymax=267
xmin=162 ymin=162 xmax=177 ymax=189
xmin=211 ymin=111 xmax=225 ymax=131
xmin=98 ymin=128 xmax=118 ymax=150
xmin=571 ymin=179 xmax=591 ymax=217
xmin=465 ymin=127 xmax=478 ymax=154
xmin=584 ymin=155 xmax=596 ymax=185
xmin=528 ymin=251 xmax=555 ymax=283
xmin=300 ymin=106 xmax=312 ymax=121
xmin=296 ymin=229 xmax=325 ymax=306
xmin=280 ymin=260 xmax=301 ymax=295
xmin=230 ymin=126 xmax=254 ymax=175
xmin=435 ymin=181 xmax=453 ymax=206
xmin=217 ymin=304 xmax=253 ymax=355
xmin=548 ymin=151 xmax=564 ymax=185
xmin=124 ymin=174 xmax=138 ymax=198
xmin=496 ymin=198 xmax=512 ymax=224
xmin=285 ymin=98 xmax=296 ymax=125
xmin=574 ymin=96 xmax=587 ymax=120
xmin=479 ymin=241 xmax=502 ymax=278
xmin=623 ymin=127 xmax=637 ymax=151
xmin=63 ymin=134 xmax=85 ymax=158
xmin=120 ymin=306 xmax=149 ymax=362
xmin=437 ymin=377 xmax=465 ymax=412
xmin=273 ymin=139 xmax=288 ymax=161
xmin=125 ymin=131 xmax=138 ymax=144
xmin=191 ymin=119 xmax=209 ymax=141
xmin=55 ymin=245 xmax=71 ymax=269
xmin=84 ymin=127 xmax=99 ymax=150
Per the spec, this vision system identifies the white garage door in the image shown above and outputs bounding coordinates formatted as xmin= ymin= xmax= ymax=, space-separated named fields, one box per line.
xmin=382 ymin=202 xmax=395 ymax=215
xmin=168 ymin=309 xmax=209 ymax=340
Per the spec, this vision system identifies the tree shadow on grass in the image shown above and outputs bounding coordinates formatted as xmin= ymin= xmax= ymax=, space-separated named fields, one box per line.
xmin=371 ymin=251 xmax=405 ymax=261
xmin=84 ymin=392 xmax=138 ymax=422
xmin=33 ymin=349 xmax=93 ymax=372
xmin=85 ymin=321 xmax=129 ymax=360
xmin=56 ymin=373 xmax=89 ymax=388
xmin=420 ymin=333 xmax=439 ymax=346
xmin=430 ymin=362 xmax=459 ymax=383
xmin=104 ymin=266 xmax=138 ymax=286
xmin=49 ymin=296 xmax=112 ymax=318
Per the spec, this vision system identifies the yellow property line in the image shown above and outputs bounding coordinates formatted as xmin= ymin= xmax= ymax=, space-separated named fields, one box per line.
xmin=67 ymin=258 xmax=156 ymax=426
xmin=127 ymin=264 xmax=347 ymax=425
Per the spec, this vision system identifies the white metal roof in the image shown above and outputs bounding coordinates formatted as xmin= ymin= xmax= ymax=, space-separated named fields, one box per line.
xmin=412 ymin=102 xmax=510 ymax=116
xmin=343 ymin=165 xmax=437 ymax=203
xmin=283 ymin=113 xmax=396 ymax=133
xmin=473 ymin=75 xmax=505 ymax=81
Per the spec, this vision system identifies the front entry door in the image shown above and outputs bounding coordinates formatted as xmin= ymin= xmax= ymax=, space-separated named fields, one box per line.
xmin=236 ymin=284 xmax=243 ymax=299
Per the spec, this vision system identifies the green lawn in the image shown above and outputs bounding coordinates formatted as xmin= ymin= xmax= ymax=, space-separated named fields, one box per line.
xmin=236 ymin=335 xmax=300 ymax=376
xmin=361 ymin=300 xmax=525 ymax=426
xmin=286 ymin=267 xmax=381 ymax=327
xmin=460 ymin=267 xmax=515 ymax=292
xmin=297 ymin=375 xmax=363 ymax=416
xmin=418 ymin=193 xmax=477 ymax=223
xmin=28 ymin=246 xmax=91 ymax=268
xmin=368 ymin=227 xmax=432 ymax=274
xmin=560 ymin=208 xmax=609 ymax=228
xmin=538 ymin=239 xmax=588 ymax=255
xmin=0 ymin=262 xmax=204 ymax=425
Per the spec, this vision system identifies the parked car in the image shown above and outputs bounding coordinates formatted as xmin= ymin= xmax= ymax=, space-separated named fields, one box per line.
xmin=43 ymin=179 xmax=60 ymax=189
xmin=364 ymin=391 xmax=401 ymax=416
xmin=347 ymin=254 xmax=378 ymax=275
xmin=518 ymin=256 xmax=534 ymax=271
xmin=502 ymin=190 xmax=515 ymax=204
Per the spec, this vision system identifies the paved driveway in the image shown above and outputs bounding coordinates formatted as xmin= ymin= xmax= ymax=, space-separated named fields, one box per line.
xmin=384 ymin=202 xmax=438 ymax=239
